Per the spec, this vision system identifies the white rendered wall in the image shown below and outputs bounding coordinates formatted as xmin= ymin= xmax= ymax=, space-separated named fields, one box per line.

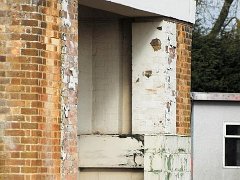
xmin=78 ymin=22 xmax=93 ymax=134
xmin=193 ymin=101 xmax=240 ymax=180
xmin=92 ymin=21 xmax=122 ymax=134
xmin=78 ymin=20 xmax=121 ymax=134
xmin=132 ymin=21 xmax=177 ymax=135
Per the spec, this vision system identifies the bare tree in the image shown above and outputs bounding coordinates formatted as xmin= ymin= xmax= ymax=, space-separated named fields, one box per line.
xmin=196 ymin=0 xmax=239 ymax=37
xmin=208 ymin=0 xmax=235 ymax=38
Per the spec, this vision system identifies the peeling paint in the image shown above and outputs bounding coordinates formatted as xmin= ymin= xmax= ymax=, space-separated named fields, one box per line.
xmin=68 ymin=67 xmax=78 ymax=90
xmin=61 ymin=0 xmax=72 ymax=27
xmin=78 ymin=135 xmax=144 ymax=168
xmin=60 ymin=0 xmax=78 ymax=178
xmin=61 ymin=45 xmax=67 ymax=54
xmin=62 ymin=33 xmax=67 ymax=41
xmin=63 ymin=105 xmax=70 ymax=118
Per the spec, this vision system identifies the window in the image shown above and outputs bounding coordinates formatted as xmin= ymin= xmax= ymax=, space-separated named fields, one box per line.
xmin=224 ymin=123 xmax=240 ymax=167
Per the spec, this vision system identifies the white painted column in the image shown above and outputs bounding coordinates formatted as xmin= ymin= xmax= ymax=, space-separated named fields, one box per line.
xmin=132 ymin=21 xmax=177 ymax=135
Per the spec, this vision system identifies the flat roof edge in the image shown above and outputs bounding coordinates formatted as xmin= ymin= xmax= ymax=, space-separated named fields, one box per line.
xmin=106 ymin=0 xmax=196 ymax=23
xmin=191 ymin=92 xmax=240 ymax=102
xmin=79 ymin=0 xmax=196 ymax=23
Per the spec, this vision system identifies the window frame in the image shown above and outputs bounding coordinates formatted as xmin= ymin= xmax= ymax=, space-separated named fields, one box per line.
xmin=223 ymin=122 xmax=240 ymax=168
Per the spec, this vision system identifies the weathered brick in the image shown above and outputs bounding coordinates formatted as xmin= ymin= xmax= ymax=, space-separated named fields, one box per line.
xmin=0 ymin=56 xmax=6 ymax=62
xmin=5 ymin=130 xmax=25 ymax=136
xmin=6 ymin=115 xmax=25 ymax=121
xmin=21 ymin=152 xmax=38 ymax=159
xmin=21 ymin=20 xmax=39 ymax=27
xmin=21 ymin=137 xmax=38 ymax=144
xmin=21 ymin=93 xmax=39 ymax=100
xmin=6 ymin=71 xmax=25 ymax=78
xmin=21 ymin=167 xmax=38 ymax=173
xmin=7 ymin=100 xmax=25 ymax=107
xmin=21 ymin=123 xmax=38 ymax=129
xmin=21 ymin=49 xmax=39 ymax=56
xmin=6 ymin=86 xmax=25 ymax=92
xmin=0 ymin=107 xmax=10 ymax=114
xmin=21 ymin=79 xmax=39 ymax=85
xmin=21 ymin=108 xmax=38 ymax=115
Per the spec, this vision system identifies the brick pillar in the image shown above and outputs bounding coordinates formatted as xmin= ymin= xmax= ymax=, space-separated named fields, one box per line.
xmin=0 ymin=0 xmax=78 ymax=179
xmin=176 ymin=23 xmax=192 ymax=135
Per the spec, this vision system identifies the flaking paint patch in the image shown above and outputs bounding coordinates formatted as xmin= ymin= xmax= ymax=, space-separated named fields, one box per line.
xmin=60 ymin=0 xmax=78 ymax=178
xmin=164 ymin=22 xmax=177 ymax=134
xmin=61 ymin=0 xmax=71 ymax=27
xmin=69 ymin=67 xmax=78 ymax=90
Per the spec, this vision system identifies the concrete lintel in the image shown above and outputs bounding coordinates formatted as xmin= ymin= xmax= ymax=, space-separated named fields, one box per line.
xmin=78 ymin=135 xmax=144 ymax=168
xmin=78 ymin=0 xmax=196 ymax=23
xmin=191 ymin=92 xmax=240 ymax=102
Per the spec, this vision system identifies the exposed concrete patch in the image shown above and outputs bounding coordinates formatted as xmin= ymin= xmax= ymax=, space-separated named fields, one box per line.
xmin=150 ymin=38 xmax=161 ymax=51
xmin=143 ymin=70 xmax=153 ymax=78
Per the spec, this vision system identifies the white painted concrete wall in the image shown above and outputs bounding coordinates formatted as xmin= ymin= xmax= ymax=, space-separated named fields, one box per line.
xmin=78 ymin=6 xmax=131 ymax=134
xmin=92 ymin=21 xmax=122 ymax=134
xmin=78 ymin=135 xmax=144 ymax=168
xmin=78 ymin=22 xmax=93 ymax=134
xmin=144 ymin=135 xmax=191 ymax=180
xmin=132 ymin=21 xmax=177 ymax=135
xmin=79 ymin=169 xmax=143 ymax=180
xmin=193 ymin=100 xmax=240 ymax=180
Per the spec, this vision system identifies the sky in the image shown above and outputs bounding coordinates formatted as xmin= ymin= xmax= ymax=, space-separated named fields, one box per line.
xmin=196 ymin=0 xmax=240 ymax=31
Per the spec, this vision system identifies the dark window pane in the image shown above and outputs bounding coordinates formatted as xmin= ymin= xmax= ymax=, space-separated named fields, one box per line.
xmin=225 ymin=138 xmax=240 ymax=166
xmin=226 ymin=125 xmax=240 ymax=135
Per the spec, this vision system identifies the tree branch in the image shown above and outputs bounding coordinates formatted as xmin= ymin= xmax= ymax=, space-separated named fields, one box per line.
xmin=207 ymin=0 xmax=234 ymax=38
xmin=220 ymin=16 xmax=237 ymax=34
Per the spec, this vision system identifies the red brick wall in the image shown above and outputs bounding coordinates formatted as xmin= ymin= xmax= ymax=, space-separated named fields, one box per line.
xmin=176 ymin=23 xmax=192 ymax=135
xmin=0 ymin=0 xmax=78 ymax=179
